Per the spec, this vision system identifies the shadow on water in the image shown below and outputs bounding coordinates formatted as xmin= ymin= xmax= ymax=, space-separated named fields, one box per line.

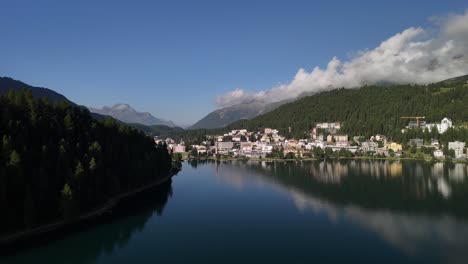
xmin=1 ymin=180 xmax=173 ymax=264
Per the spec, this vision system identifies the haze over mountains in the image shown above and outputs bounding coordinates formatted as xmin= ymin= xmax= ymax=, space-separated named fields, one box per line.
xmin=89 ymin=104 xmax=178 ymax=127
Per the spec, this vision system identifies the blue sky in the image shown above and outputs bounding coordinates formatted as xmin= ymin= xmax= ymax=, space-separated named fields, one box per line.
xmin=0 ymin=1 xmax=466 ymax=125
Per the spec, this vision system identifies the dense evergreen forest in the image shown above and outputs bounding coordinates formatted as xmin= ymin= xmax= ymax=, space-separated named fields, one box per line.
xmin=0 ymin=90 xmax=172 ymax=235
xmin=128 ymin=123 xmax=185 ymax=139
xmin=229 ymin=82 xmax=468 ymax=137
xmin=201 ymin=78 xmax=468 ymax=143
xmin=0 ymin=77 xmax=72 ymax=104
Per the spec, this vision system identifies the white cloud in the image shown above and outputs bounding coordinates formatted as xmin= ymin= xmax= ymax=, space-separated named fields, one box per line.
xmin=215 ymin=11 xmax=468 ymax=108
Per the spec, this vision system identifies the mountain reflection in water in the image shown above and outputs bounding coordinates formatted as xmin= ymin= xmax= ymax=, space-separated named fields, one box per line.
xmin=210 ymin=160 xmax=468 ymax=264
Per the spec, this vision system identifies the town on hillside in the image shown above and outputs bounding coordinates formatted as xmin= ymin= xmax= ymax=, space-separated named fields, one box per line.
xmin=157 ymin=117 xmax=467 ymax=161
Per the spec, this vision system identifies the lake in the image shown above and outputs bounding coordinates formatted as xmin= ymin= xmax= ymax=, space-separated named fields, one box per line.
xmin=2 ymin=160 xmax=468 ymax=264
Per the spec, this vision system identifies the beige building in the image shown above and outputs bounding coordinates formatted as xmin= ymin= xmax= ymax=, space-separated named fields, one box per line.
xmin=334 ymin=134 xmax=349 ymax=142
xmin=384 ymin=142 xmax=402 ymax=152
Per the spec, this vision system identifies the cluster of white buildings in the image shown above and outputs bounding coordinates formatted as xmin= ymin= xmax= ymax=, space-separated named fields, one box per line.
xmin=159 ymin=116 xmax=467 ymax=160
xmin=402 ymin=117 xmax=466 ymax=159
xmin=154 ymin=137 xmax=187 ymax=153
xmin=188 ymin=124 xmax=405 ymax=159
xmin=404 ymin=117 xmax=453 ymax=134
xmin=316 ymin=122 xmax=341 ymax=133
xmin=219 ymin=129 xmax=250 ymax=142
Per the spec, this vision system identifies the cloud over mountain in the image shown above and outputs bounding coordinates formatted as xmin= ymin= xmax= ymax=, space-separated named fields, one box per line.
xmin=215 ymin=11 xmax=468 ymax=108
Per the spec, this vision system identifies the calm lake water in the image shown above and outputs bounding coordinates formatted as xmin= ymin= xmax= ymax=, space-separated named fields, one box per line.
xmin=2 ymin=160 xmax=468 ymax=264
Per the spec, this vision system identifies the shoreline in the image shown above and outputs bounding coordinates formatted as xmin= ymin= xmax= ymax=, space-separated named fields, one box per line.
xmin=186 ymin=156 xmax=468 ymax=163
xmin=0 ymin=167 xmax=179 ymax=255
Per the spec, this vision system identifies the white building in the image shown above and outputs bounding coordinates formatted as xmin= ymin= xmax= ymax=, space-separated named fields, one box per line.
xmin=329 ymin=146 xmax=359 ymax=153
xmin=448 ymin=141 xmax=465 ymax=159
xmin=307 ymin=140 xmax=327 ymax=149
xmin=261 ymin=145 xmax=273 ymax=154
xmin=438 ymin=118 xmax=452 ymax=134
xmin=361 ymin=141 xmax=378 ymax=152
xmin=316 ymin=123 xmax=329 ymax=129
xmin=215 ymin=141 xmax=234 ymax=155
xmin=196 ymin=145 xmax=207 ymax=154
xmin=433 ymin=149 xmax=444 ymax=158
xmin=172 ymin=144 xmax=186 ymax=153
xmin=316 ymin=122 xmax=341 ymax=130
xmin=372 ymin=134 xmax=386 ymax=142
xmin=427 ymin=117 xmax=453 ymax=134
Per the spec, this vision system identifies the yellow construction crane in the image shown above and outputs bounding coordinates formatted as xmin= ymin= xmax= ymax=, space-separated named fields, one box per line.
xmin=400 ymin=116 xmax=425 ymax=127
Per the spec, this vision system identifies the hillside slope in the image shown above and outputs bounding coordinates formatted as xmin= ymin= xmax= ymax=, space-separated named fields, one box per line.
xmin=128 ymin=123 xmax=185 ymax=138
xmin=0 ymin=77 xmax=72 ymax=104
xmin=189 ymin=101 xmax=267 ymax=129
xmin=189 ymin=98 xmax=294 ymax=129
xmin=226 ymin=76 xmax=468 ymax=138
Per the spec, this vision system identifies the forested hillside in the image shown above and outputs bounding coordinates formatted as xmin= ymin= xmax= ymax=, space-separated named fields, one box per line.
xmin=227 ymin=77 xmax=468 ymax=139
xmin=0 ymin=77 xmax=72 ymax=104
xmin=189 ymin=101 xmax=268 ymax=129
xmin=0 ymin=90 xmax=172 ymax=235
xmin=128 ymin=123 xmax=185 ymax=138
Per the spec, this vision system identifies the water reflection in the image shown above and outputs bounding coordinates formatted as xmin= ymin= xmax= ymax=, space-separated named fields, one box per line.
xmin=290 ymin=189 xmax=468 ymax=264
xmin=2 ymin=180 xmax=173 ymax=264
xmin=220 ymin=160 xmax=468 ymax=202
xmin=213 ymin=160 xmax=468 ymax=264
xmin=5 ymin=160 xmax=468 ymax=264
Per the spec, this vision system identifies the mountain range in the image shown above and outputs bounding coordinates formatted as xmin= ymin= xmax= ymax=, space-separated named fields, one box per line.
xmin=0 ymin=76 xmax=178 ymax=128
xmin=189 ymin=97 xmax=298 ymax=129
xmin=88 ymin=104 xmax=177 ymax=127
xmin=3 ymin=74 xmax=468 ymax=138
xmin=190 ymin=101 xmax=268 ymax=129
